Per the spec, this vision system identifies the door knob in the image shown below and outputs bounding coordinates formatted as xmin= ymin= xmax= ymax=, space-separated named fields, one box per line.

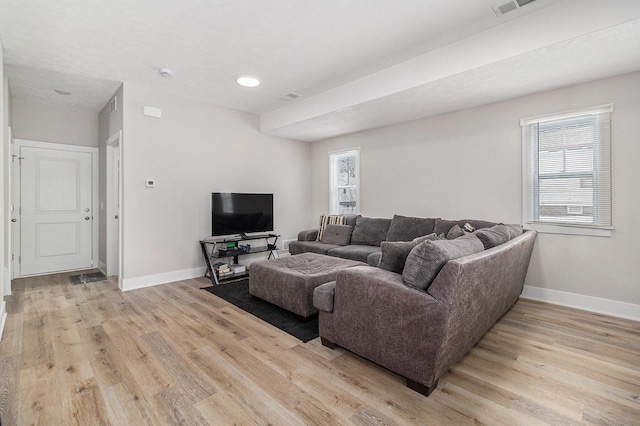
xmin=11 ymin=218 xmax=16 ymax=222
xmin=115 ymin=215 xmax=119 ymax=219
xmin=85 ymin=217 xmax=90 ymax=220
xmin=85 ymin=208 xmax=90 ymax=212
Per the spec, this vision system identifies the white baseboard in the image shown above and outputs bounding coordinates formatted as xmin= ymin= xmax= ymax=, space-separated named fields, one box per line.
xmin=521 ymin=285 xmax=640 ymax=322
xmin=0 ymin=301 xmax=7 ymax=342
xmin=121 ymin=267 xmax=206 ymax=292
xmin=3 ymin=267 xmax=10 ymax=296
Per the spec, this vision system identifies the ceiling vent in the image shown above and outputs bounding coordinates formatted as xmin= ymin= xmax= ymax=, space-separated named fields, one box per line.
xmin=493 ymin=0 xmax=536 ymax=17
xmin=280 ymin=93 xmax=301 ymax=101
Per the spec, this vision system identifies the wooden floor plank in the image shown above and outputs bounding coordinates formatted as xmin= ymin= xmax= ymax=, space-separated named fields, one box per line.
xmin=0 ymin=272 xmax=638 ymax=425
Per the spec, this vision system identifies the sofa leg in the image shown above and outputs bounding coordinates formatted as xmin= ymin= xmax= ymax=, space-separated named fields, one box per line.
xmin=320 ymin=337 xmax=335 ymax=349
xmin=406 ymin=378 xmax=438 ymax=397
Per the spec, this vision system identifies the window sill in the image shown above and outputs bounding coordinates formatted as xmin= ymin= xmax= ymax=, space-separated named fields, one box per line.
xmin=525 ymin=222 xmax=612 ymax=237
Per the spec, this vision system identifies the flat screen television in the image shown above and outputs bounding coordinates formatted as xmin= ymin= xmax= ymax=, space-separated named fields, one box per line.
xmin=211 ymin=192 xmax=274 ymax=237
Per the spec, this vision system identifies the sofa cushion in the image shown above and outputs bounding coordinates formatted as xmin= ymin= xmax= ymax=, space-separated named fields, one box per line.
xmin=433 ymin=219 xmax=498 ymax=236
xmin=386 ymin=215 xmax=437 ymax=242
xmin=474 ymin=224 xmax=511 ymax=249
xmin=317 ymin=214 xmax=346 ymax=241
xmin=320 ymin=224 xmax=353 ymax=245
xmin=367 ymin=251 xmax=382 ymax=267
xmin=327 ymin=245 xmax=381 ymax=263
xmin=313 ymin=281 xmax=336 ymax=313
xmin=402 ymin=234 xmax=484 ymax=291
xmin=351 ymin=217 xmax=392 ymax=246
xmin=288 ymin=240 xmax=342 ymax=256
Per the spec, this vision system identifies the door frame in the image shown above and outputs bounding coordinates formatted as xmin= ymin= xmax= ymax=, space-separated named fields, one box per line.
xmin=12 ymin=139 xmax=99 ymax=278
xmin=105 ymin=131 xmax=122 ymax=283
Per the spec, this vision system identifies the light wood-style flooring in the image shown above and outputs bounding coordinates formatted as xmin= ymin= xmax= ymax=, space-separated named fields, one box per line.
xmin=0 ymin=271 xmax=639 ymax=425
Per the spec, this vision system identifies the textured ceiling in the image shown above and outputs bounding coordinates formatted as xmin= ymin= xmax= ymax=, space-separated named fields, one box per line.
xmin=1 ymin=0 xmax=639 ymax=141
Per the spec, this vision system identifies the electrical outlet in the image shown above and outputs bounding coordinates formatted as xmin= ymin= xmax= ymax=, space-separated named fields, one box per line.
xmin=282 ymin=239 xmax=295 ymax=251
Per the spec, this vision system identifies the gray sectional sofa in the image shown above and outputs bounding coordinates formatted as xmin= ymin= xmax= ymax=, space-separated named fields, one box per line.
xmin=290 ymin=214 xmax=499 ymax=265
xmin=290 ymin=214 xmax=537 ymax=396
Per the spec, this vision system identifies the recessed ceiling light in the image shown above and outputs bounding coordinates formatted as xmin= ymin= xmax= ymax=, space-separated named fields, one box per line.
xmin=54 ymin=89 xmax=71 ymax=95
xmin=236 ymin=75 xmax=260 ymax=87
xmin=159 ymin=68 xmax=173 ymax=77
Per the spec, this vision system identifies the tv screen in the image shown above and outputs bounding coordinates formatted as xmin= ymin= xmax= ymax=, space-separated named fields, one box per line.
xmin=211 ymin=192 xmax=274 ymax=236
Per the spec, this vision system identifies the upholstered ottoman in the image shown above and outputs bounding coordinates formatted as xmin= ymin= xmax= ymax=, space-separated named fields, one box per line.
xmin=249 ymin=253 xmax=365 ymax=318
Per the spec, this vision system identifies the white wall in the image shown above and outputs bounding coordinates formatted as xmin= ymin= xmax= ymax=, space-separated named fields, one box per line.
xmin=0 ymin=38 xmax=7 ymax=338
xmin=11 ymin=98 xmax=99 ymax=147
xmin=120 ymin=85 xmax=311 ymax=289
xmin=309 ymin=72 xmax=640 ymax=314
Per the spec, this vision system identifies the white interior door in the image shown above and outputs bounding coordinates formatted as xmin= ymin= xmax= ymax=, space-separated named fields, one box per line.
xmin=19 ymin=145 xmax=94 ymax=275
xmin=106 ymin=132 xmax=121 ymax=277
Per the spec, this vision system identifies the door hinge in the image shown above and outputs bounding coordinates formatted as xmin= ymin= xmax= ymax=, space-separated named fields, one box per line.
xmin=19 ymin=256 xmax=21 ymax=264
xmin=11 ymin=254 xmax=14 ymax=261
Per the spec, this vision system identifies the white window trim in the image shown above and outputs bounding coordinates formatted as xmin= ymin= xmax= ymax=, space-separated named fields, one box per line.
xmin=520 ymin=104 xmax=613 ymax=237
xmin=329 ymin=148 xmax=360 ymax=215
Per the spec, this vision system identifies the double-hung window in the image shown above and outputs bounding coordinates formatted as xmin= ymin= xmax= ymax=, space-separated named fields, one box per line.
xmin=521 ymin=104 xmax=612 ymax=236
xmin=329 ymin=148 xmax=360 ymax=215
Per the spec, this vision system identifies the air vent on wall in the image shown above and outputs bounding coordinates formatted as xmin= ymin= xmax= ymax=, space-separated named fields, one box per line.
xmin=280 ymin=93 xmax=301 ymax=101
xmin=493 ymin=0 xmax=536 ymax=17
xmin=109 ymin=96 xmax=117 ymax=113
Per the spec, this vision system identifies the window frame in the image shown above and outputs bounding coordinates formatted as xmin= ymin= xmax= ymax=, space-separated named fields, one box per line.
xmin=521 ymin=104 xmax=613 ymax=237
xmin=329 ymin=148 xmax=360 ymax=215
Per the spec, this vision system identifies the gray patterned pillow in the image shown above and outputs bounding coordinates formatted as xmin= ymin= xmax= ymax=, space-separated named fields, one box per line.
xmin=402 ymin=234 xmax=484 ymax=291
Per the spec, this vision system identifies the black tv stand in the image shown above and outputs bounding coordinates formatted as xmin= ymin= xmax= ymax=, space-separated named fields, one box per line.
xmin=199 ymin=233 xmax=279 ymax=285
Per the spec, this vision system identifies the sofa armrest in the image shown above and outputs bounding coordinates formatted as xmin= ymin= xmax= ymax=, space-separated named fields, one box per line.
xmin=297 ymin=229 xmax=318 ymax=241
xmin=322 ymin=265 xmax=448 ymax=386
xmin=427 ymin=230 xmax=537 ymax=380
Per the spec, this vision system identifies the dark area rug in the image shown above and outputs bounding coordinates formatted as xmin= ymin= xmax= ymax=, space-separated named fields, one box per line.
xmin=202 ymin=279 xmax=319 ymax=343
xmin=69 ymin=271 xmax=108 ymax=285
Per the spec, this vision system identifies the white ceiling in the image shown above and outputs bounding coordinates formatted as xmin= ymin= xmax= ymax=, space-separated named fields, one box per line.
xmin=1 ymin=0 xmax=639 ymax=141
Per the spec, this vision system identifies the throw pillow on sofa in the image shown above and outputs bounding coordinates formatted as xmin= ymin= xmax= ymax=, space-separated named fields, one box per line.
xmin=473 ymin=224 xmax=511 ymax=249
xmin=413 ymin=233 xmax=444 ymax=244
xmin=320 ymin=224 xmax=353 ymax=246
xmin=351 ymin=216 xmax=392 ymax=246
xmin=379 ymin=241 xmax=417 ymax=274
xmin=386 ymin=215 xmax=437 ymax=242
xmin=446 ymin=223 xmax=476 ymax=239
xmin=402 ymin=234 xmax=484 ymax=291
xmin=433 ymin=218 xmax=497 ymax=236
xmin=317 ymin=214 xmax=345 ymax=241
xmin=380 ymin=233 xmax=442 ymax=273
xmin=504 ymin=223 xmax=523 ymax=239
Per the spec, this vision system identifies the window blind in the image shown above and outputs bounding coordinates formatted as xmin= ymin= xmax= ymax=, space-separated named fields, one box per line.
xmin=521 ymin=105 xmax=612 ymax=229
